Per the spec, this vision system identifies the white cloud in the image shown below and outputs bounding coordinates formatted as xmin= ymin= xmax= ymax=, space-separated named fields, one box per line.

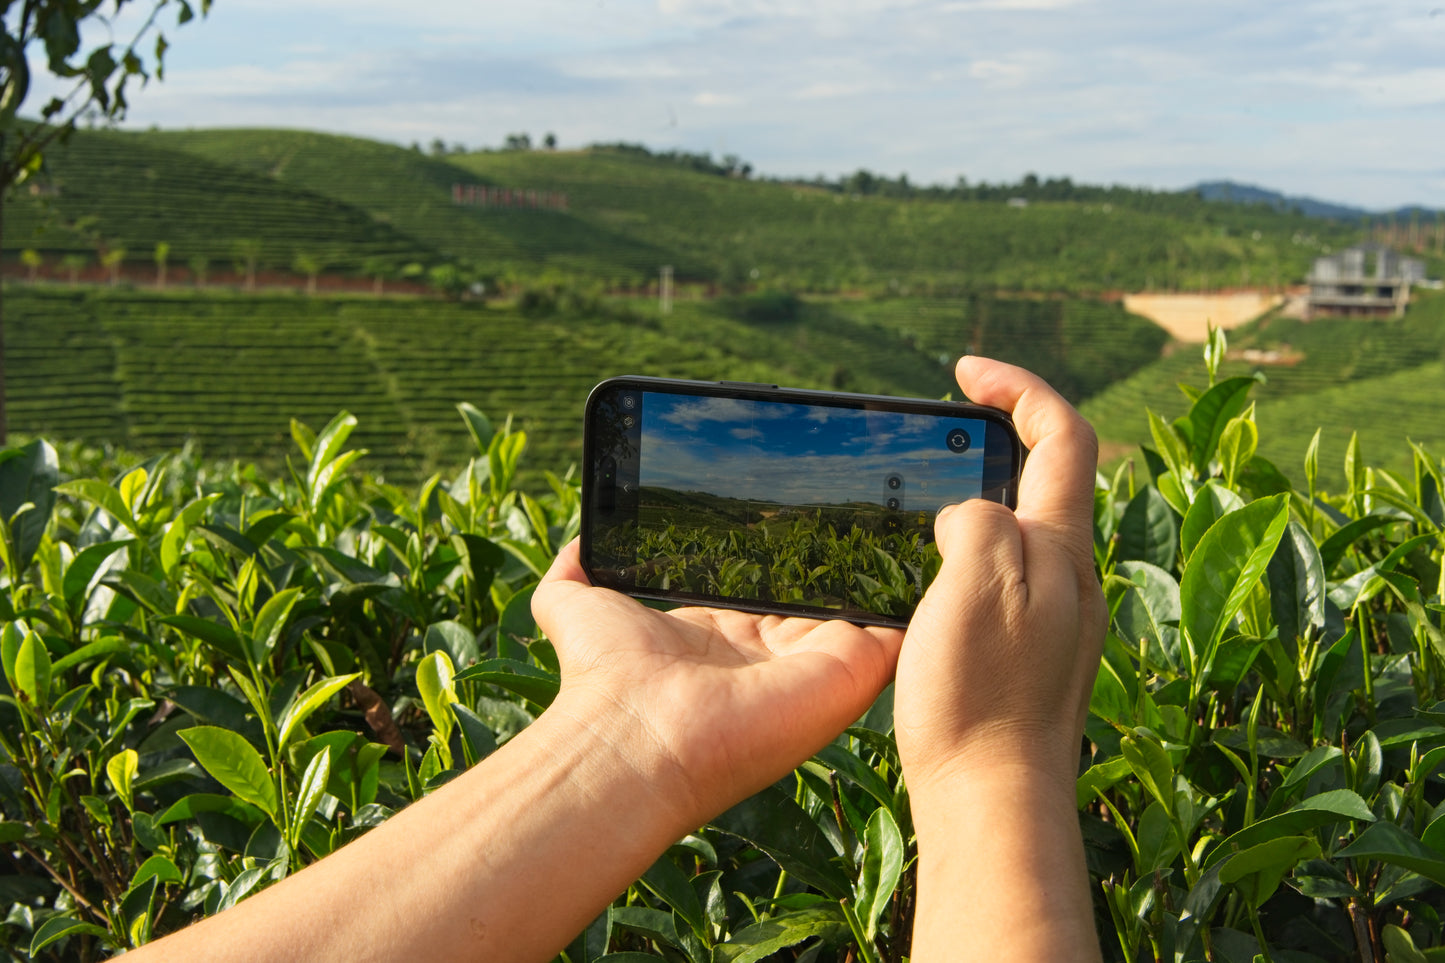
xmin=37 ymin=0 xmax=1433 ymax=209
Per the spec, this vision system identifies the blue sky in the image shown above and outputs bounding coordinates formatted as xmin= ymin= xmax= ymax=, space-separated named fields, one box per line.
xmin=640 ymin=394 xmax=985 ymax=509
xmin=40 ymin=0 xmax=1445 ymax=209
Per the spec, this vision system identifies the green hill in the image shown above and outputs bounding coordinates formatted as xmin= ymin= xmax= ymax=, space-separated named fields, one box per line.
xmin=4 ymin=129 xmax=437 ymax=274
xmin=2 ymin=126 xmax=1358 ymax=293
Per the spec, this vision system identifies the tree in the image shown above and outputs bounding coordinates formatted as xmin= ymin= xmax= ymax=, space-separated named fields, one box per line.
xmin=19 ymin=248 xmax=42 ymax=282
xmin=60 ymin=252 xmax=86 ymax=283
xmin=232 ymin=238 xmax=262 ymax=291
xmin=543 ymin=132 xmax=557 ymax=150
xmin=100 ymin=246 xmax=127 ymax=286
xmin=187 ymin=252 xmax=208 ymax=286
xmin=503 ymin=132 xmax=532 ymax=151
xmin=154 ymin=240 xmax=170 ymax=288
xmin=292 ymin=251 xmax=322 ymax=296
xmin=362 ymin=256 xmax=391 ymax=297
xmin=0 ymin=0 xmax=214 ymax=443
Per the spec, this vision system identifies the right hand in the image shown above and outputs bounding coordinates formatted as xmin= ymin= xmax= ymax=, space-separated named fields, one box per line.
xmin=894 ymin=356 xmax=1106 ymax=792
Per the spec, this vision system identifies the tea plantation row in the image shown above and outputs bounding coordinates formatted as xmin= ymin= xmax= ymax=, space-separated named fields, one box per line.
xmin=6 ymin=286 xmax=1164 ymax=483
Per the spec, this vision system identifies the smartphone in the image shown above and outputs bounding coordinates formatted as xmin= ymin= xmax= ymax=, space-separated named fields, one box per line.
xmin=580 ymin=377 xmax=1023 ymax=627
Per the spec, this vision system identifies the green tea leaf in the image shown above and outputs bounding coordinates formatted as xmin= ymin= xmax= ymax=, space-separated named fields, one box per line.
xmin=14 ymin=629 xmax=52 ymax=714
xmin=251 ymin=587 xmax=303 ymax=663
xmin=1204 ymin=790 xmax=1373 ymax=870
xmin=107 ymin=749 xmax=139 ymax=813
xmin=277 ymin=673 xmax=361 ymax=751
xmin=457 ymin=402 xmax=495 ymax=454
xmin=61 ymin=539 xmax=132 ymax=613
xmin=29 ymin=917 xmax=113 ymax=956
xmin=0 ymin=440 xmax=60 ymax=575
xmin=1336 ymin=822 xmax=1445 ymax=887
xmin=1266 ymin=520 xmax=1326 ymax=655
xmin=54 ymin=478 xmax=139 ymax=535
xmin=856 ymin=805 xmax=904 ymax=940
xmin=160 ymin=615 xmax=249 ymax=663
xmin=1179 ymin=494 xmax=1290 ymax=684
xmin=641 ymin=854 xmax=707 ymax=941
xmin=415 ymin=650 xmax=458 ymax=743
xmin=1184 ymin=375 xmax=1257 ymax=476
xmin=455 ymin=658 xmax=560 ymax=708
xmin=291 ymin=746 xmax=331 ymax=845
xmin=712 ymin=784 xmax=851 ymax=900
xmin=712 ymin=906 xmax=847 ymax=963
xmin=1218 ymin=835 xmax=1321 ymax=908
xmin=1180 ymin=482 xmax=1244 ymax=562
xmin=179 ymin=726 xmax=278 ymax=819
xmin=1121 ymin=729 xmax=1175 ymax=815
xmin=1118 ymin=486 xmax=1179 ymax=569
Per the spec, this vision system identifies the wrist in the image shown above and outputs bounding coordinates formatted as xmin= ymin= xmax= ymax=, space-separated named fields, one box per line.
xmin=900 ymin=723 xmax=1082 ymax=812
xmin=537 ymin=688 xmax=707 ymax=837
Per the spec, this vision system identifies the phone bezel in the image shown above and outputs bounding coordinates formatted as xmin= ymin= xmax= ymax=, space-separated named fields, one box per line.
xmin=580 ymin=376 xmax=1023 ymax=627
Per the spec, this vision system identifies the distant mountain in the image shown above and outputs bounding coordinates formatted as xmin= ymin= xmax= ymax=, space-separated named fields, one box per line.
xmin=1194 ymin=181 xmax=1368 ymax=221
xmin=1193 ymin=180 xmax=1439 ymax=222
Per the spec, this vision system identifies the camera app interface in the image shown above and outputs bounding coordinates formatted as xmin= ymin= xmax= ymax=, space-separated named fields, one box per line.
xmin=601 ymin=390 xmax=989 ymax=619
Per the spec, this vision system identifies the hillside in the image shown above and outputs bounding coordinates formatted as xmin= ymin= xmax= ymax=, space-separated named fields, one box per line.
xmin=3 ymin=129 xmax=437 ymax=274
xmin=3 ymin=126 xmax=1361 ymax=293
xmin=5 ymin=285 xmax=1166 ymax=481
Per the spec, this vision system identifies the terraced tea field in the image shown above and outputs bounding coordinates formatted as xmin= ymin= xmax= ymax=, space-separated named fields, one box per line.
xmin=5 ymin=131 xmax=436 ymax=275
xmin=6 ymin=288 xmax=978 ymax=480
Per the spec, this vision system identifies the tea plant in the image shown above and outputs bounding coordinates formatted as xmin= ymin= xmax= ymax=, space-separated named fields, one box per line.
xmin=2 ymin=330 xmax=1443 ymax=961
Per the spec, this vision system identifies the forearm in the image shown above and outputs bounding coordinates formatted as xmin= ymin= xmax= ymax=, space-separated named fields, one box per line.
xmin=134 ymin=696 xmax=695 ymax=962
xmin=908 ymin=764 xmax=1100 ymax=962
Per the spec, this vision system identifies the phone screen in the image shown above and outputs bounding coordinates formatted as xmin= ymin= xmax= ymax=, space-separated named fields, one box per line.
xmin=582 ymin=378 xmax=1021 ymax=626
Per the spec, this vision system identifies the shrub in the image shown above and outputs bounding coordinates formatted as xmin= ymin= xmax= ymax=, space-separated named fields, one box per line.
xmin=1 ymin=334 xmax=1443 ymax=960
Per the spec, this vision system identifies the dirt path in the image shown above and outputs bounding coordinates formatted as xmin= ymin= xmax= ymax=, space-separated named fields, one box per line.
xmin=1122 ymin=291 xmax=1289 ymax=342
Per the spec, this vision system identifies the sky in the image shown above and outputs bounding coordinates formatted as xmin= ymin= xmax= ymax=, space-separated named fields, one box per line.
xmin=640 ymin=394 xmax=985 ymax=509
xmin=34 ymin=0 xmax=1445 ymax=209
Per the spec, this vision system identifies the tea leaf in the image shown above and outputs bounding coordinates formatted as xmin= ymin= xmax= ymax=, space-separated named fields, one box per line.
xmin=855 ymin=805 xmax=904 ymax=940
xmin=1336 ymin=822 xmax=1445 ymax=887
xmin=1180 ymin=494 xmax=1290 ymax=685
xmin=107 ymin=749 xmax=139 ymax=813
xmin=712 ymin=784 xmax=852 ymax=900
xmin=179 ymin=726 xmax=278 ymax=819
xmin=14 ymin=629 xmax=52 ymax=714
xmin=277 ymin=673 xmax=361 ymax=751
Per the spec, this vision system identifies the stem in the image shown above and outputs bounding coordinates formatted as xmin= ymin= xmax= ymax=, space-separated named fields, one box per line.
xmin=1247 ymin=905 xmax=1274 ymax=963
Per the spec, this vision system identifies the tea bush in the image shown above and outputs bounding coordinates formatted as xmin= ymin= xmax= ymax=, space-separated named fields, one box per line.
xmin=2 ymin=335 xmax=1444 ymax=961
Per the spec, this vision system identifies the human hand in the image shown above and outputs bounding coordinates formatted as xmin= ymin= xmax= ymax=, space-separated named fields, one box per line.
xmin=531 ymin=543 xmax=903 ymax=830
xmin=894 ymin=356 xmax=1105 ymax=793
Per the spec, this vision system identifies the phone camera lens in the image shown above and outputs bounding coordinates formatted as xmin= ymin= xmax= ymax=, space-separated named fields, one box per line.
xmin=886 ymin=497 xmax=901 ymax=510
xmin=945 ymin=428 xmax=971 ymax=453
xmin=623 ymin=415 xmax=635 ymax=428
xmin=621 ymin=395 xmax=636 ymax=410
xmin=886 ymin=474 xmax=903 ymax=490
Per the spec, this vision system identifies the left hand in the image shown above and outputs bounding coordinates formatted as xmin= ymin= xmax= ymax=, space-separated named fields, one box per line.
xmin=532 ymin=541 xmax=904 ymax=828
